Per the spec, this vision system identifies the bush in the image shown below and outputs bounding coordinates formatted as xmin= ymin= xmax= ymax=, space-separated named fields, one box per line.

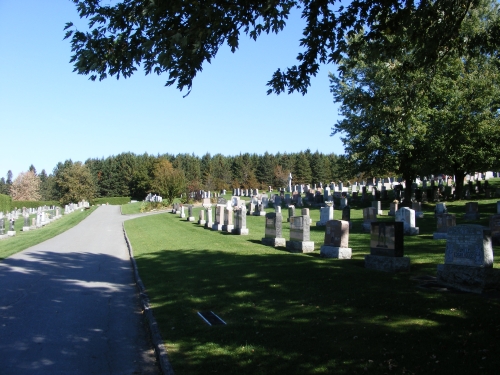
xmin=93 ymin=197 xmax=131 ymax=205
xmin=11 ymin=200 xmax=60 ymax=209
xmin=0 ymin=194 xmax=12 ymax=213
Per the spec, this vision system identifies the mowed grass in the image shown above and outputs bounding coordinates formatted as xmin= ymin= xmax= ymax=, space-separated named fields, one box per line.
xmin=0 ymin=207 xmax=97 ymax=260
xmin=125 ymin=198 xmax=500 ymax=375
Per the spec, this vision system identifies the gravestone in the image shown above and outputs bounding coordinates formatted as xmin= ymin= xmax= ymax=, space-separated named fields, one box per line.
xmin=22 ymin=215 xmax=30 ymax=232
xmin=287 ymin=205 xmax=295 ymax=223
xmin=435 ymin=202 xmax=447 ymax=217
xmin=187 ymin=205 xmax=195 ymax=222
xmin=389 ymin=202 xmax=398 ymax=216
xmin=433 ymin=213 xmax=456 ymax=240
xmin=342 ymin=205 xmax=350 ymax=222
xmin=212 ymin=205 xmax=225 ymax=231
xmin=301 ymin=208 xmax=312 ymax=225
xmin=489 ymin=214 xmax=500 ymax=245
xmin=222 ymin=207 xmax=234 ymax=232
xmin=0 ymin=219 xmax=4 ymax=237
xmin=412 ymin=202 xmax=424 ymax=219
xmin=198 ymin=209 xmax=206 ymax=226
xmin=316 ymin=205 xmax=333 ymax=227
xmin=437 ymin=225 xmax=500 ymax=293
xmin=340 ymin=197 xmax=348 ymax=209
xmin=362 ymin=207 xmax=377 ymax=233
xmin=464 ymin=202 xmax=480 ymax=220
xmin=497 ymin=201 xmax=500 ymax=214
xmin=233 ymin=205 xmax=249 ymax=235
xmin=262 ymin=212 xmax=285 ymax=247
xmin=274 ymin=195 xmax=282 ymax=207
xmin=365 ymin=222 xmax=410 ymax=272
xmin=395 ymin=207 xmax=419 ymax=235
xmin=7 ymin=219 xmax=16 ymax=236
xmin=286 ymin=216 xmax=314 ymax=253
xmin=205 ymin=205 xmax=213 ymax=229
xmin=320 ymin=220 xmax=352 ymax=259
xmin=372 ymin=201 xmax=383 ymax=215
xmin=179 ymin=205 xmax=185 ymax=218
xmin=254 ymin=203 xmax=266 ymax=217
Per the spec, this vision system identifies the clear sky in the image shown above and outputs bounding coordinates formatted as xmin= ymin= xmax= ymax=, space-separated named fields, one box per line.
xmin=0 ymin=0 xmax=344 ymax=179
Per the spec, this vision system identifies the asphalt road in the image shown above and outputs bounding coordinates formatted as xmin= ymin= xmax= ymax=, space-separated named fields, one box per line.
xmin=0 ymin=205 xmax=161 ymax=375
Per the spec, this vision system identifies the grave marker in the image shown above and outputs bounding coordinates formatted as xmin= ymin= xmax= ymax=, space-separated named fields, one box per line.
xmin=320 ymin=220 xmax=352 ymax=259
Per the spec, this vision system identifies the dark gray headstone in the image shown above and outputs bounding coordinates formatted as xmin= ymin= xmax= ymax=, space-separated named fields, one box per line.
xmin=370 ymin=222 xmax=404 ymax=257
xmin=444 ymin=225 xmax=493 ymax=267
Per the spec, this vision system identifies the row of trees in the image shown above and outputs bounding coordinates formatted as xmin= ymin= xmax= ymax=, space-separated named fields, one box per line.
xmin=1 ymin=151 xmax=353 ymax=204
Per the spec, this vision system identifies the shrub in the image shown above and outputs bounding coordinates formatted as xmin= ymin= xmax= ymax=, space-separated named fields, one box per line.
xmin=11 ymin=200 xmax=59 ymax=209
xmin=93 ymin=197 xmax=131 ymax=205
xmin=0 ymin=194 xmax=12 ymax=213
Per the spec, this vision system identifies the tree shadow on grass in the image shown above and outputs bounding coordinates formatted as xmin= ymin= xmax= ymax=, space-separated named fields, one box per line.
xmin=135 ymin=247 xmax=500 ymax=375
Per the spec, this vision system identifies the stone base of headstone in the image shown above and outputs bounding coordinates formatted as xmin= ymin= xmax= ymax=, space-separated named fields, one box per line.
xmin=188 ymin=217 xmax=195 ymax=222
xmin=253 ymin=211 xmax=266 ymax=217
xmin=171 ymin=209 xmax=176 ymax=214
xmin=204 ymin=221 xmax=213 ymax=229
xmin=180 ymin=214 xmax=186 ymax=219
xmin=376 ymin=210 xmax=383 ymax=215
xmin=432 ymin=232 xmax=448 ymax=240
xmin=211 ymin=223 xmax=223 ymax=231
xmin=404 ymin=227 xmax=419 ymax=235
xmin=222 ymin=225 xmax=234 ymax=232
xmin=198 ymin=220 xmax=206 ymax=226
xmin=233 ymin=228 xmax=249 ymax=235
xmin=362 ymin=222 xmax=372 ymax=233
xmin=22 ymin=226 xmax=30 ymax=232
xmin=315 ymin=221 xmax=328 ymax=227
xmin=415 ymin=211 xmax=424 ymax=219
xmin=286 ymin=240 xmax=315 ymax=253
xmin=0 ymin=234 xmax=8 ymax=240
xmin=437 ymin=264 xmax=500 ymax=293
xmin=7 ymin=231 xmax=16 ymax=237
xmin=364 ymin=255 xmax=411 ymax=272
xmin=464 ymin=213 xmax=480 ymax=220
xmin=262 ymin=237 xmax=286 ymax=247
xmin=320 ymin=246 xmax=352 ymax=259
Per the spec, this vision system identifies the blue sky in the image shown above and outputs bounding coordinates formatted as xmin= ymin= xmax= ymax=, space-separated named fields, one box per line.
xmin=0 ymin=0 xmax=344 ymax=179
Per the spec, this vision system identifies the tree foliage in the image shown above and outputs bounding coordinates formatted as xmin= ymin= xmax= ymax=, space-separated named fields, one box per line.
xmin=65 ymin=0 xmax=486 ymax=95
xmin=10 ymin=171 xmax=41 ymax=201
xmin=331 ymin=0 xmax=500 ymax=201
xmin=54 ymin=161 xmax=97 ymax=205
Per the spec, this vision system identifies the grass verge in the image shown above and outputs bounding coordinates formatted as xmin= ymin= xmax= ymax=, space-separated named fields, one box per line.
xmin=125 ymin=199 xmax=500 ymax=375
xmin=0 ymin=207 xmax=97 ymax=260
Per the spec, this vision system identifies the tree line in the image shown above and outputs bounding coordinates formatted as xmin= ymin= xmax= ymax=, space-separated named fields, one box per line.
xmin=0 ymin=151 xmax=353 ymax=204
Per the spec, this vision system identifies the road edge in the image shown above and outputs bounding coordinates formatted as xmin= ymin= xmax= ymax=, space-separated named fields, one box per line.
xmin=122 ymin=222 xmax=175 ymax=375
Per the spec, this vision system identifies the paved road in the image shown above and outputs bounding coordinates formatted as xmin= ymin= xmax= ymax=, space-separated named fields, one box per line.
xmin=0 ymin=205 xmax=161 ymax=375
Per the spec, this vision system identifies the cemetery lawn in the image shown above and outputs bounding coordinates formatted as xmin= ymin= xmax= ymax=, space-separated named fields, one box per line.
xmin=0 ymin=207 xmax=97 ymax=260
xmin=125 ymin=201 xmax=500 ymax=375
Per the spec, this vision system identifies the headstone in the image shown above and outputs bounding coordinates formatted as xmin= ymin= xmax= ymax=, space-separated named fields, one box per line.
xmin=233 ymin=205 xmax=249 ymax=235
xmin=365 ymin=222 xmax=410 ymax=272
xmin=389 ymin=202 xmax=398 ymax=216
xmin=342 ymin=205 xmax=350 ymax=222
xmin=435 ymin=202 xmax=447 ymax=217
xmin=489 ymin=214 xmax=500 ymax=245
xmin=7 ymin=219 xmax=16 ymax=236
xmin=340 ymin=197 xmax=348 ymax=209
xmin=254 ymin=203 xmax=266 ymax=217
xmin=412 ymin=202 xmax=424 ymax=219
xmin=286 ymin=216 xmax=314 ymax=253
xmin=437 ymin=225 xmax=500 ymax=293
xmin=198 ymin=209 xmax=206 ymax=226
xmin=212 ymin=205 xmax=225 ymax=231
xmin=362 ymin=207 xmax=377 ymax=233
xmin=316 ymin=206 xmax=334 ymax=226
xmin=22 ymin=215 xmax=30 ymax=232
xmin=320 ymin=220 xmax=352 ymax=259
xmin=262 ymin=212 xmax=285 ymax=247
xmin=287 ymin=205 xmax=295 ymax=223
xmin=464 ymin=202 xmax=480 ymax=220
xmin=222 ymin=207 xmax=234 ymax=232
xmin=301 ymin=208 xmax=311 ymax=225
xmin=395 ymin=207 xmax=419 ymax=235
xmin=433 ymin=213 xmax=456 ymax=240
xmin=187 ymin=205 xmax=195 ymax=222
xmin=371 ymin=201 xmax=383 ymax=215
xmin=205 ymin=205 xmax=213 ymax=229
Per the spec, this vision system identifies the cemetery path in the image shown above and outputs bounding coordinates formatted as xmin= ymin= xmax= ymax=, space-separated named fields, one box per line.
xmin=0 ymin=205 xmax=161 ymax=375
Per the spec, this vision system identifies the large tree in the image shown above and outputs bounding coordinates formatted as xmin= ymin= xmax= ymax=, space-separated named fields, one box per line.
xmin=10 ymin=171 xmax=41 ymax=201
xmin=331 ymin=0 xmax=500 ymax=202
xmin=65 ymin=0 xmax=484 ymax=95
xmin=54 ymin=161 xmax=97 ymax=205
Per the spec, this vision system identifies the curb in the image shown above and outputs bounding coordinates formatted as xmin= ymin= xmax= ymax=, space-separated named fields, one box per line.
xmin=122 ymin=223 xmax=175 ymax=375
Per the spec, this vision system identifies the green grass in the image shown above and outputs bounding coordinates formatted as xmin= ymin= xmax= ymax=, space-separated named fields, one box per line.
xmin=0 ymin=207 xmax=97 ymax=260
xmin=93 ymin=196 xmax=131 ymax=205
xmin=125 ymin=199 xmax=500 ymax=375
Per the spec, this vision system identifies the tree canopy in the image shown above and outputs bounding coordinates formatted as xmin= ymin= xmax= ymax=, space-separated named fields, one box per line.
xmin=65 ymin=0 xmax=490 ymax=95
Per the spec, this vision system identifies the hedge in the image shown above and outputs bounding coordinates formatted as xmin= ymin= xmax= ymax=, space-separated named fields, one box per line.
xmin=93 ymin=197 xmax=131 ymax=205
xmin=0 ymin=194 xmax=12 ymax=213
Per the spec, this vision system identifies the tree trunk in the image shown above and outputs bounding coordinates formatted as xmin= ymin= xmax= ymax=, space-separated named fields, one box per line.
xmin=453 ymin=168 xmax=467 ymax=200
xmin=402 ymin=172 xmax=415 ymax=207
